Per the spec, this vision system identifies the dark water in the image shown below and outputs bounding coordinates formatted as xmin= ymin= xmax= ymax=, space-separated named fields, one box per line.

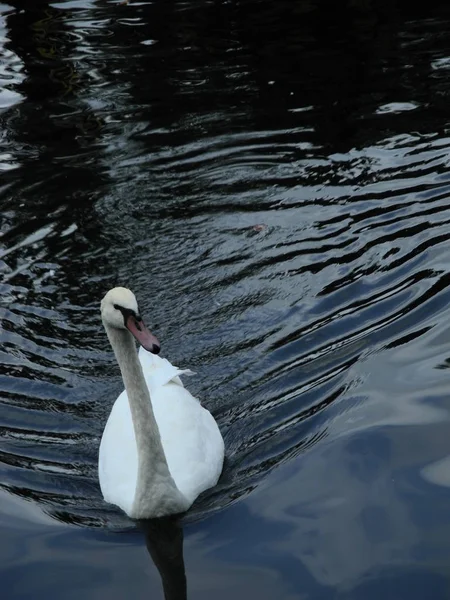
xmin=3 ymin=0 xmax=450 ymax=597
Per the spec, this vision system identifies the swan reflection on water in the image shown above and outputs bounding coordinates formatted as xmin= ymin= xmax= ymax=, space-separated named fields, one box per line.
xmin=139 ymin=517 xmax=187 ymax=600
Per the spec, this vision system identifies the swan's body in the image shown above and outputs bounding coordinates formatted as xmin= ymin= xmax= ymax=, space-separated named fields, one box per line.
xmin=98 ymin=287 xmax=224 ymax=519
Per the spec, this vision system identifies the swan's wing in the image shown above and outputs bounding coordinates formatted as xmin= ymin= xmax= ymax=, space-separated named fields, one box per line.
xmin=98 ymin=390 xmax=137 ymax=516
xmin=152 ymin=383 xmax=225 ymax=504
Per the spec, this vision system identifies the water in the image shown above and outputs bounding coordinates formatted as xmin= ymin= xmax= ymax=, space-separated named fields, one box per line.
xmin=2 ymin=0 xmax=450 ymax=597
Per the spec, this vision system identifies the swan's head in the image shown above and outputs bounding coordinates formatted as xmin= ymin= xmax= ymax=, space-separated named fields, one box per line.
xmin=101 ymin=287 xmax=160 ymax=354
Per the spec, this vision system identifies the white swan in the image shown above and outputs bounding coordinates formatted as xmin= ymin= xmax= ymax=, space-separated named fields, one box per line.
xmin=98 ymin=287 xmax=224 ymax=519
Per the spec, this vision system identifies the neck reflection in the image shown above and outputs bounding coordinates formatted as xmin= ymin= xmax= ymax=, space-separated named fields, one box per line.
xmin=140 ymin=516 xmax=187 ymax=600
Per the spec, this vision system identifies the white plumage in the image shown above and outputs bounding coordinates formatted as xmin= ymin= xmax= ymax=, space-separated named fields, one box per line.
xmin=98 ymin=287 xmax=224 ymax=519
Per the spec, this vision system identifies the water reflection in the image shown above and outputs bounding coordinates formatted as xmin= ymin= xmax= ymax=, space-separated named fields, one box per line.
xmin=142 ymin=517 xmax=186 ymax=600
xmin=0 ymin=3 xmax=24 ymax=172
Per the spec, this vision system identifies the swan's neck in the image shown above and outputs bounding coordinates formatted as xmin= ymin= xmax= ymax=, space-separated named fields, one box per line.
xmin=104 ymin=323 xmax=188 ymax=518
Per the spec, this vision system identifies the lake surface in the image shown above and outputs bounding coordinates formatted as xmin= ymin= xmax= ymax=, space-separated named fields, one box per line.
xmin=2 ymin=0 xmax=450 ymax=598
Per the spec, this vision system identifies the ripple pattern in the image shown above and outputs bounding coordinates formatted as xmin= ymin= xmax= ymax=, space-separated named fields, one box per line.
xmin=1 ymin=1 xmax=450 ymax=528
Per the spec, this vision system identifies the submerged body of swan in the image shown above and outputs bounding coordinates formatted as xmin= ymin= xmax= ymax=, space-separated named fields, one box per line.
xmin=98 ymin=287 xmax=225 ymax=519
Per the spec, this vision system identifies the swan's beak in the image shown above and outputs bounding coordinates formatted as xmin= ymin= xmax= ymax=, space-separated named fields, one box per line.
xmin=126 ymin=315 xmax=161 ymax=354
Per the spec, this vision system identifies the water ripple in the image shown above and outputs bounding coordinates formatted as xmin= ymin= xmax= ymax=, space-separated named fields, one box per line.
xmin=1 ymin=1 xmax=450 ymax=532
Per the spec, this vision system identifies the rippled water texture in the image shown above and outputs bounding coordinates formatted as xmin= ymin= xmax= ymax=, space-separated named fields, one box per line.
xmin=3 ymin=1 xmax=450 ymax=598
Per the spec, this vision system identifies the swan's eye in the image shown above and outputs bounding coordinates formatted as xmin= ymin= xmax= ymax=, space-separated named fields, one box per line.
xmin=113 ymin=304 xmax=121 ymax=311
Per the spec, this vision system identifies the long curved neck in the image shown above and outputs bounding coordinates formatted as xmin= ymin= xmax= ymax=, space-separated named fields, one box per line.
xmin=104 ymin=322 xmax=188 ymax=518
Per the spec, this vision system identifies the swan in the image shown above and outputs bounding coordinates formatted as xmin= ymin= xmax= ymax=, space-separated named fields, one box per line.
xmin=98 ymin=287 xmax=224 ymax=519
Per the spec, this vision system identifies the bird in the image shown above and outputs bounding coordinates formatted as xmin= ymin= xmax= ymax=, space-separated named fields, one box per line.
xmin=98 ymin=287 xmax=224 ymax=519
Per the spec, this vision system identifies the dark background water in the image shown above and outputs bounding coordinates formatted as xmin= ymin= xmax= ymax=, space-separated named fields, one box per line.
xmin=3 ymin=0 xmax=450 ymax=598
